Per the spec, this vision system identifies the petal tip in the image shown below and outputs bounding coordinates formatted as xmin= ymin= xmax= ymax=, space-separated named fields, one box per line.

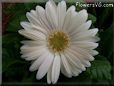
xmin=88 ymin=20 xmax=92 ymax=24
xmin=18 ymin=30 xmax=22 ymax=34
xmin=36 ymin=73 xmax=42 ymax=80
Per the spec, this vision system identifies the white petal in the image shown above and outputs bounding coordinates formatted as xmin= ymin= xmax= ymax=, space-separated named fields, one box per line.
xmin=49 ymin=0 xmax=57 ymax=8
xmin=20 ymin=46 xmax=36 ymax=53
xmin=20 ymin=45 xmax=43 ymax=51
xmin=72 ymin=42 xmax=98 ymax=49
xmin=67 ymin=5 xmax=75 ymax=13
xmin=69 ymin=9 xmax=88 ymax=33
xmin=36 ymin=52 xmax=54 ymax=80
xmin=61 ymin=63 xmax=72 ymax=78
xmin=72 ymin=36 xmax=100 ymax=43
xmin=18 ymin=29 xmax=46 ymax=40
xmin=71 ymin=28 xmax=98 ymax=41
xmin=19 ymin=30 xmax=38 ymax=40
xmin=70 ymin=46 xmax=95 ymax=61
xmin=36 ymin=6 xmax=52 ymax=31
xmin=20 ymin=45 xmax=45 ymax=55
xmin=31 ymin=24 xmax=48 ymax=35
xmin=29 ymin=49 xmax=49 ymax=71
xmin=21 ymin=46 xmax=44 ymax=58
xmin=67 ymin=47 xmax=91 ymax=67
xmin=70 ymin=64 xmax=82 ymax=76
xmin=29 ymin=8 xmax=51 ymax=33
xmin=30 ymin=10 xmax=37 ymax=18
xmin=24 ymin=48 xmax=46 ymax=61
xmin=84 ymin=49 xmax=99 ymax=56
xmin=21 ymin=40 xmax=45 ymax=46
xmin=26 ymin=12 xmax=41 ymax=26
xmin=89 ymin=28 xmax=99 ymax=36
xmin=64 ymin=49 xmax=86 ymax=71
xmin=46 ymin=0 xmax=58 ymax=29
xmin=92 ymin=36 xmax=100 ymax=42
xmin=20 ymin=21 xmax=31 ymax=30
xmin=47 ymin=65 xmax=52 ymax=84
xmin=83 ymin=61 xmax=91 ymax=67
xmin=20 ymin=21 xmax=47 ymax=35
xmin=70 ymin=20 xmax=92 ymax=36
xmin=63 ymin=6 xmax=75 ymax=31
xmin=80 ymin=20 xmax=92 ymax=31
xmin=61 ymin=54 xmax=72 ymax=77
xmin=90 ymin=50 xmax=99 ymax=56
xmin=57 ymin=0 xmax=66 ymax=29
xmin=52 ymin=54 xmax=60 ymax=84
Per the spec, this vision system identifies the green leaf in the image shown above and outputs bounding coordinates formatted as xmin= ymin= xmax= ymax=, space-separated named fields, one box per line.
xmin=2 ymin=46 xmax=29 ymax=81
xmin=99 ymin=7 xmax=112 ymax=28
xmin=2 ymin=48 xmax=26 ymax=72
xmin=2 ymin=46 xmax=28 ymax=82
xmin=4 ymin=3 xmax=26 ymax=14
xmin=24 ymin=3 xmax=37 ymax=11
xmin=2 ymin=33 xmax=25 ymax=72
xmin=6 ymin=13 xmax=26 ymax=32
xmin=4 ymin=63 xmax=29 ymax=82
xmin=3 ymin=33 xmax=21 ymax=45
xmin=4 ymin=3 xmax=27 ymax=32
xmin=73 ymin=71 xmax=92 ymax=83
xmin=87 ymin=55 xmax=112 ymax=81
xmin=21 ymin=72 xmax=36 ymax=82
xmin=88 ymin=13 xmax=96 ymax=24
xmin=99 ymin=22 xmax=114 ymax=58
xmin=111 ymin=67 xmax=114 ymax=84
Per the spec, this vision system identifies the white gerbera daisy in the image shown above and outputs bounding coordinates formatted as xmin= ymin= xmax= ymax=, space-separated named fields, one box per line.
xmin=19 ymin=0 xmax=99 ymax=84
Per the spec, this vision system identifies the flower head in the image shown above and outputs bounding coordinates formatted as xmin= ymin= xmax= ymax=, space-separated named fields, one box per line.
xmin=19 ymin=0 xmax=99 ymax=84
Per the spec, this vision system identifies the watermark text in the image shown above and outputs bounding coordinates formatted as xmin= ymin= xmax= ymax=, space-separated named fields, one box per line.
xmin=76 ymin=2 xmax=113 ymax=7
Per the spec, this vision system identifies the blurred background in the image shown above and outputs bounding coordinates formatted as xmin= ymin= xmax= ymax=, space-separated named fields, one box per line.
xmin=2 ymin=0 xmax=114 ymax=85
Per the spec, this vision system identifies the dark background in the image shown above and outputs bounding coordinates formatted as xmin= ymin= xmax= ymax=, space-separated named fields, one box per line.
xmin=2 ymin=1 xmax=114 ymax=85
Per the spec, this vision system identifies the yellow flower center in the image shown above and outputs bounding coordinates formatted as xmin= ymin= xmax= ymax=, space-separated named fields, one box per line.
xmin=48 ymin=31 xmax=69 ymax=53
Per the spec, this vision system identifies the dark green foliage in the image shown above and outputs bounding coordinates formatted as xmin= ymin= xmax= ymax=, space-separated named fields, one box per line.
xmin=99 ymin=22 xmax=114 ymax=58
xmin=87 ymin=55 xmax=112 ymax=81
xmin=2 ymin=1 xmax=113 ymax=85
xmin=88 ymin=13 xmax=96 ymax=24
